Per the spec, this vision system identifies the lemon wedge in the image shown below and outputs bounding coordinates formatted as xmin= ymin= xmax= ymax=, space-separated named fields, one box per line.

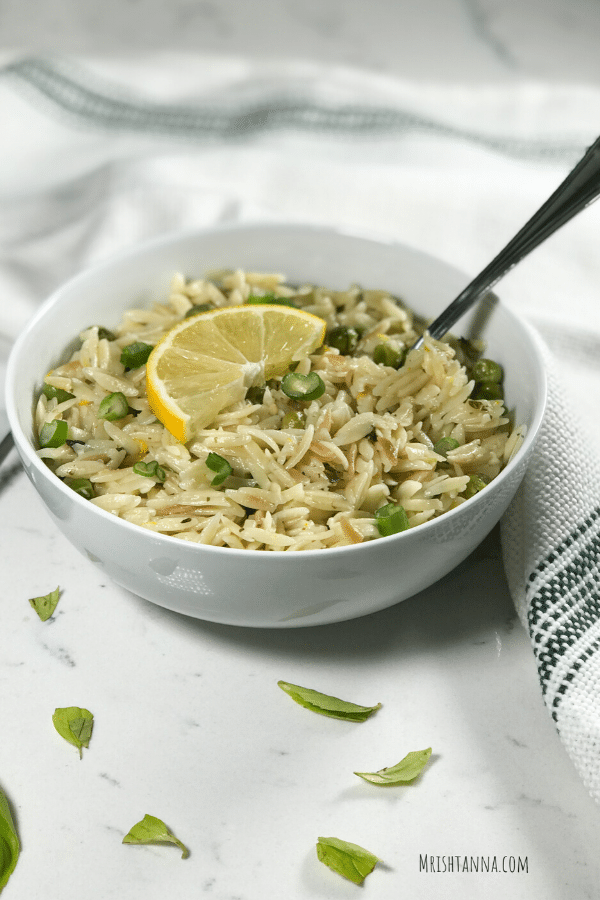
xmin=146 ymin=304 xmax=326 ymax=441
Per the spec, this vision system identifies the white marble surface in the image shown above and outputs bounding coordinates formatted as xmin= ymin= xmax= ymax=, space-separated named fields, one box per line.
xmin=2 ymin=1 xmax=600 ymax=898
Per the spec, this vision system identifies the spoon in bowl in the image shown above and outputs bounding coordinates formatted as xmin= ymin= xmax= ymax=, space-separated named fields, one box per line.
xmin=412 ymin=133 xmax=600 ymax=348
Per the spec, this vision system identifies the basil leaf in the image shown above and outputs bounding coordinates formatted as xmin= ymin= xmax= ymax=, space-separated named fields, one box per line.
xmin=316 ymin=836 xmax=379 ymax=885
xmin=277 ymin=681 xmax=381 ymax=722
xmin=354 ymin=747 xmax=432 ymax=785
xmin=122 ymin=814 xmax=189 ymax=858
xmin=0 ymin=787 xmax=20 ymax=891
xmin=52 ymin=707 xmax=94 ymax=759
xmin=29 ymin=585 xmax=60 ymax=621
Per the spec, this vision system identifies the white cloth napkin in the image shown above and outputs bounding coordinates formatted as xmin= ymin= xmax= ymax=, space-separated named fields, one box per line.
xmin=2 ymin=52 xmax=600 ymax=799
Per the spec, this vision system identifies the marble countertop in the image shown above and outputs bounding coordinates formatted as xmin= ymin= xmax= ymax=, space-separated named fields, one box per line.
xmin=2 ymin=2 xmax=600 ymax=898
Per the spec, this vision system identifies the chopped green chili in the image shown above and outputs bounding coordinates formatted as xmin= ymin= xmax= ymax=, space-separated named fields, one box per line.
xmin=464 ymin=473 xmax=491 ymax=498
xmin=326 ymin=325 xmax=359 ymax=355
xmin=281 ymin=371 xmax=325 ymax=402
xmin=133 ymin=460 xmax=167 ymax=483
xmin=64 ymin=477 xmax=95 ymax=499
xmin=373 ymin=342 xmax=405 ymax=368
xmin=206 ymin=452 xmax=232 ymax=486
xmin=98 ymin=391 xmax=130 ymax=421
xmin=120 ymin=341 xmax=153 ymax=369
xmin=374 ymin=502 xmax=409 ymax=536
xmin=42 ymin=384 xmax=75 ymax=403
xmin=433 ymin=436 xmax=460 ymax=457
xmin=39 ymin=420 xmax=68 ymax=448
xmin=471 ymin=358 xmax=503 ymax=383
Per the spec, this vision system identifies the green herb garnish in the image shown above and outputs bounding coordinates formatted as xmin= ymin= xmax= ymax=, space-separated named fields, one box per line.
xmin=29 ymin=586 xmax=60 ymax=621
xmin=39 ymin=420 xmax=68 ymax=448
xmin=205 ymin=452 xmax=232 ymax=486
xmin=133 ymin=460 xmax=167 ymax=483
xmin=464 ymin=473 xmax=491 ymax=498
xmin=280 ymin=371 xmax=325 ymax=402
xmin=184 ymin=303 xmax=212 ymax=318
xmin=277 ymin=681 xmax=381 ymax=722
xmin=354 ymin=747 xmax=432 ymax=785
xmin=52 ymin=707 xmax=94 ymax=759
xmin=98 ymin=391 xmax=130 ymax=421
xmin=122 ymin=814 xmax=189 ymax=858
xmin=120 ymin=341 xmax=153 ymax=369
xmin=0 ymin=787 xmax=20 ymax=892
xmin=316 ymin=836 xmax=379 ymax=885
xmin=374 ymin=502 xmax=409 ymax=536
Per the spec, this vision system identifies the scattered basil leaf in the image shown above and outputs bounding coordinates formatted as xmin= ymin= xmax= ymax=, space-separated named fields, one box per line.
xmin=52 ymin=707 xmax=94 ymax=759
xmin=277 ymin=681 xmax=381 ymax=722
xmin=96 ymin=327 xmax=117 ymax=341
xmin=120 ymin=341 xmax=153 ymax=369
xmin=122 ymin=814 xmax=189 ymax=858
xmin=354 ymin=747 xmax=432 ymax=785
xmin=0 ymin=787 xmax=20 ymax=891
xmin=206 ymin=452 xmax=232 ymax=486
xmin=316 ymin=836 xmax=379 ymax=885
xmin=29 ymin=586 xmax=60 ymax=621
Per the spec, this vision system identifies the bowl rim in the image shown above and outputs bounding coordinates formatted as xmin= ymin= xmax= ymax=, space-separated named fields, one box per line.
xmin=5 ymin=220 xmax=548 ymax=558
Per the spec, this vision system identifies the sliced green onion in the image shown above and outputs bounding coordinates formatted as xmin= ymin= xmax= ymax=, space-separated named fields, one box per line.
xmin=120 ymin=341 xmax=153 ymax=369
xmin=206 ymin=452 xmax=232 ymax=486
xmin=471 ymin=358 xmax=503 ymax=383
xmin=64 ymin=477 xmax=95 ymax=499
xmin=373 ymin=343 xmax=405 ymax=368
xmin=433 ymin=436 xmax=460 ymax=457
xmin=133 ymin=460 xmax=167 ymax=483
xmin=374 ymin=502 xmax=409 ymax=537
xmin=42 ymin=384 xmax=75 ymax=403
xmin=184 ymin=303 xmax=212 ymax=318
xmin=326 ymin=325 xmax=359 ymax=355
xmin=464 ymin=473 xmax=491 ymax=498
xmin=281 ymin=371 xmax=325 ymax=402
xmin=246 ymin=293 xmax=294 ymax=307
xmin=98 ymin=391 xmax=130 ymax=421
xmin=39 ymin=420 xmax=68 ymax=448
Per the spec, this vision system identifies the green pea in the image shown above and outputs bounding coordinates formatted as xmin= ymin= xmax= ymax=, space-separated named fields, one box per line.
xmin=374 ymin=502 xmax=409 ymax=537
xmin=464 ymin=474 xmax=491 ymax=498
xmin=473 ymin=383 xmax=504 ymax=401
xmin=373 ymin=342 xmax=406 ymax=368
xmin=326 ymin=325 xmax=359 ymax=355
xmin=281 ymin=410 xmax=306 ymax=429
xmin=471 ymin=358 xmax=503 ymax=383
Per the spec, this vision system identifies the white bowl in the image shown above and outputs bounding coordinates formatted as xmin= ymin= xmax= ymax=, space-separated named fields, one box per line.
xmin=6 ymin=223 xmax=547 ymax=627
